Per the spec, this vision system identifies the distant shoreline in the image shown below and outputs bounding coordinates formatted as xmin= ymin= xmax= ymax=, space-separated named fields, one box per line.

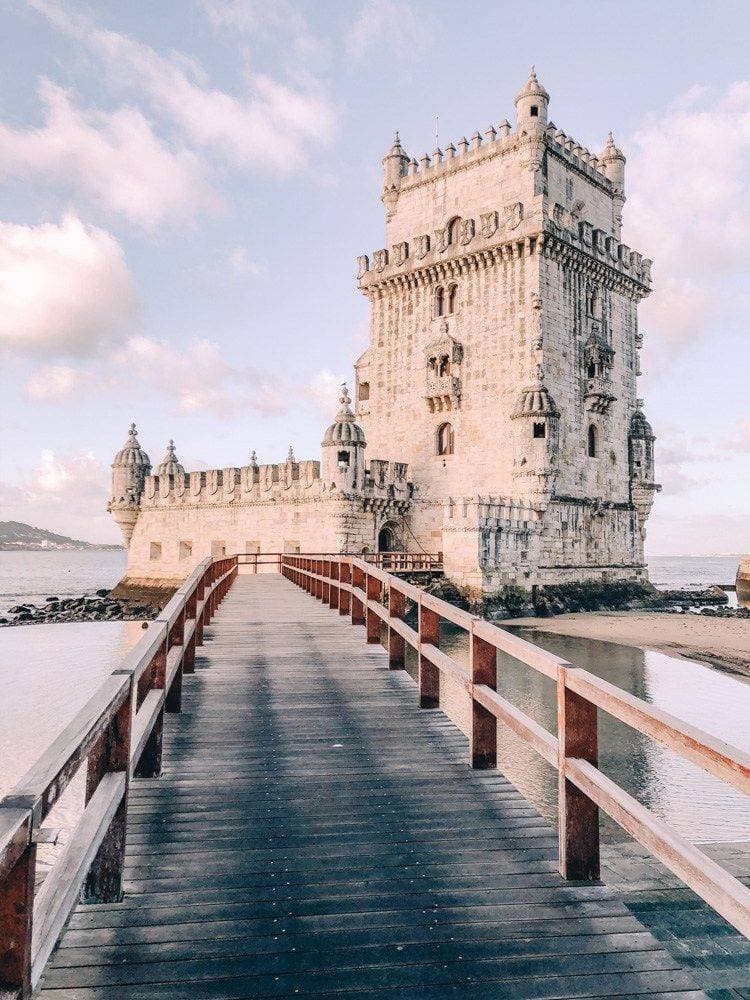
xmin=0 ymin=545 xmax=123 ymax=552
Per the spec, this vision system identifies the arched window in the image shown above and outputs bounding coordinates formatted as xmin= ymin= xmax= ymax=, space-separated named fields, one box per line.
xmin=435 ymin=286 xmax=444 ymax=317
xmin=436 ymin=422 xmax=454 ymax=456
xmin=447 ymin=284 xmax=458 ymax=314
xmin=438 ymin=354 xmax=450 ymax=376
xmin=448 ymin=217 xmax=462 ymax=245
xmin=587 ymin=424 xmax=598 ymax=458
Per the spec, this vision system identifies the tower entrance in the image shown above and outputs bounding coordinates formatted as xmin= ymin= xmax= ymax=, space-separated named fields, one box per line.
xmin=377 ymin=521 xmax=402 ymax=552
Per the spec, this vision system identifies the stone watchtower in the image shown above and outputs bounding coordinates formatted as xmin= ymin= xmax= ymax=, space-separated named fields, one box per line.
xmin=355 ymin=68 xmax=659 ymax=592
xmin=108 ymin=424 xmax=151 ymax=546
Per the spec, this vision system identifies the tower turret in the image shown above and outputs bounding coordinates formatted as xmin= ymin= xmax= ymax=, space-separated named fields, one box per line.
xmin=321 ymin=385 xmax=366 ymax=492
xmin=629 ymin=402 xmax=660 ymax=537
xmin=599 ymin=132 xmax=626 ymax=236
xmin=108 ymin=423 xmax=151 ymax=546
xmin=514 ymin=66 xmax=549 ymax=178
xmin=154 ymin=439 xmax=184 ymax=478
xmin=514 ymin=65 xmax=549 ymax=131
xmin=381 ymin=131 xmax=410 ymax=220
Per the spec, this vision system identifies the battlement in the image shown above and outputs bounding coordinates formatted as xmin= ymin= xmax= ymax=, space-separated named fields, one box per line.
xmin=358 ymin=204 xmax=651 ymax=293
xmin=394 ymin=120 xmax=613 ymax=194
xmin=134 ymin=454 xmax=413 ymax=510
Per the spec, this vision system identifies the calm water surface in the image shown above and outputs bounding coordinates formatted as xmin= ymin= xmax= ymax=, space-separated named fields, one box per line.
xmin=408 ymin=627 xmax=750 ymax=844
xmin=0 ymin=549 xmax=126 ymax=613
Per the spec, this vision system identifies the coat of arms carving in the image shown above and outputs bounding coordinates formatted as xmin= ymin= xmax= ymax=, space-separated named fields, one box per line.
xmin=391 ymin=241 xmax=408 ymax=266
xmin=480 ymin=211 xmax=498 ymax=239
xmin=504 ymin=201 xmax=523 ymax=231
xmin=373 ymin=249 xmax=389 ymax=272
xmin=415 ymin=234 xmax=431 ymax=259
xmin=433 ymin=226 xmax=449 ymax=253
xmin=459 ymin=219 xmax=475 ymax=245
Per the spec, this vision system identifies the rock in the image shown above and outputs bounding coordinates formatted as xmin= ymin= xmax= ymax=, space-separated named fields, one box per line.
xmin=95 ymin=589 xmax=110 ymax=598
xmin=46 ymin=596 xmax=59 ymax=602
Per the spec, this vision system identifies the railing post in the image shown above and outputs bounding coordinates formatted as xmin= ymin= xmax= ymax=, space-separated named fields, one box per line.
xmin=184 ymin=588 xmax=197 ymax=673
xmin=418 ymin=600 xmax=440 ymax=708
xmin=351 ymin=563 xmax=365 ymax=626
xmin=557 ymin=667 xmax=600 ymax=881
xmin=339 ymin=562 xmax=351 ymax=616
xmin=165 ymin=610 xmax=185 ymax=714
xmin=470 ymin=624 xmax=497 ymax=769
xmin=329 ymin=561 xmax=340 ymax=610
xmin=82 ymin=678 xmax=133 ymax=903
xmin=195 ymin=570 xmax=206 ymax=647
xmin=0 ymin=810 xmax=35 ymax=998
xmin=134 ymin=630 xmax=167 ymax=778
xmin=322 ymin=560 xmax=331 ymax=604
xmin=365 ymin=573 xmax=380 ymax=644
xmin=387 ymin=582 xmax=406 ymax=669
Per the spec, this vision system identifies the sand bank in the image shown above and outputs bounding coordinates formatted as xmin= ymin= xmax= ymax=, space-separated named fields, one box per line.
xmin=509 ymin=611 xmax=750 ymax=677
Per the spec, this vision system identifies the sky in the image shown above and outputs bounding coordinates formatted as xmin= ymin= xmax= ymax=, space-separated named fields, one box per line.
xmin=0 ymin=0 xmax=748 ymax=556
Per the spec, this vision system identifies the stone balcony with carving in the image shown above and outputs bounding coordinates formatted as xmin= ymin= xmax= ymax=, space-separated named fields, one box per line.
xmin=585 ymin=376 xmax=617 ymax=414
xmin=424 ymin=373 xmax=461 ymax=413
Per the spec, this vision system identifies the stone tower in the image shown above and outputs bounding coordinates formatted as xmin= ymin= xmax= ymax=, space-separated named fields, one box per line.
xmin=355 ymin=68 xmax=658 ymax=592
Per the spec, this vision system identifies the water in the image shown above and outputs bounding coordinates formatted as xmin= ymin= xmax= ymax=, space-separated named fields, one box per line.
xmin=648 ymin=553 xmax=741 ymax=590
xmin=0 ymin=620 xmax=145 ymax=873
xmin=0 ymin=549 xmax=126 ymax=614
xmin=414 ymin=627 xmax=750 ymax=844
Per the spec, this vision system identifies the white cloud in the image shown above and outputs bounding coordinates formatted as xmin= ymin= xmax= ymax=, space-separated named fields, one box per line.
xmin=0 ymin=215 xmax=137 ymax=357
xmin=31 ymin=0 xmax=337 ymax=173
xmin=0 ymin=449 xmax=115 ymax=543
xmin=114 ymin=335 xmax=287 ymax=419
xmin=0 ymin=79 xmax=218 ymax=229
xmin=346 ymin=0 xmax=428 ymax=63
xmin=308 ymin=369 xmax=348 ymax=415
xmin=625 ymin=81 xmax=750 ymax=353
xmin=26 ymin=364 xmax=90 ymax=400
xmin=228 ymin=246 xmax=267 ymax=277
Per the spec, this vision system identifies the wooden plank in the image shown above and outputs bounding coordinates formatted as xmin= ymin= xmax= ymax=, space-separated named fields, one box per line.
xmin=2 ymin=675 xmax=130 ymax=822
xmin=31 ymin=772 xmax=126 ymax=988
xmin=566 ymin=666 xmax=750 ymax=795
xmin=37 ymin=574 xmax=705 ymax=999
xmin=567 ymin=756 xmax=750 ymax=937
xmin=130 ymin=691 xmax=166 ymax=773
xmin=473 ymin=685 xmax=558 ymax=767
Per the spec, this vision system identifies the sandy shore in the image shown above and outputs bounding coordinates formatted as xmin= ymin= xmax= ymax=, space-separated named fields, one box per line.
xmin=509 ymin=611 xmax=750 ymax=678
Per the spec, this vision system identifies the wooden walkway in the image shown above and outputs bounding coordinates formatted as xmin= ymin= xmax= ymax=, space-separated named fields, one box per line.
xmin=39 ymin=575 xmax=704 ymax=999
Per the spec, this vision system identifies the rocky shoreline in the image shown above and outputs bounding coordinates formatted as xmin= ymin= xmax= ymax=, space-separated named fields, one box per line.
xmin=0 ymin=591 xmax=161 ymax=627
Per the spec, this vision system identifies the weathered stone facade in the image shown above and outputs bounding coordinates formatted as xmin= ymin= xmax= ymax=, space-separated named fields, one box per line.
xmin=109 ymin=70 xmax=659 ymax=596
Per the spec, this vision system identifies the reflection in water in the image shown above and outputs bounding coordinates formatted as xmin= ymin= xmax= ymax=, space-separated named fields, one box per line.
xmin=405 ymin=626 xmax=750 ymax=844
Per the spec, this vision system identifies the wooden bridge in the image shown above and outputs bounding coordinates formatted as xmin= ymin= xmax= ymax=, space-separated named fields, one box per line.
xmin=1 ymin=555 xmax=749 ymax=999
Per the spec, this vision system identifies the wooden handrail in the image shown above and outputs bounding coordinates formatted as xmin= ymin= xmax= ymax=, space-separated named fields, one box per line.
xmin=281 ymin=553 xmax=750 ymax=939
xmin=0 ymin=554 xmax=239 ymax=997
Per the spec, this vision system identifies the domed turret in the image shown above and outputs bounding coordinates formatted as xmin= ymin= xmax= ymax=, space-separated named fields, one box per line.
xmin=629 ymin=408 xmax=654 ymax=441
xmin=154 ymin=440 xmax=184 ymax=478
xmin=599 ymin=132 xmax=626 ymax=236
xmin=514 ymin=65 xmax=549 ymax=129
xmin=511 ymin=380 xmax=559 ymax=495
xmin=108 ymin=423 xmax=151 ymax=547
xmin=629 ymin=403 xmax=660 ymax=537
xmin=382 ymin=130 xmax=410 ymax=220
xmin=322 ymin=384 xmax=366 ymax=491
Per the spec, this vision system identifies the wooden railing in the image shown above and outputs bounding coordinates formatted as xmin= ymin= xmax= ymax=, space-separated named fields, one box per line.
xmin=236 ymin=551 xmax=443 ymax=574
xmin=282 ymin=554 xmax=750 ymax=938
xmin=0 ymin=555 xmax=237 ymax=997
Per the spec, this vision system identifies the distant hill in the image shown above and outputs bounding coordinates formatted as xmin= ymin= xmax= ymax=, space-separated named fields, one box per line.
xmin=0 ymin=521 xmax=122 ymax=552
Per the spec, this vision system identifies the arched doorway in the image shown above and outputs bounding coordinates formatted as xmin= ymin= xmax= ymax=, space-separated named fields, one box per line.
xmin=377 ymin=521 xmax=401 ymax=553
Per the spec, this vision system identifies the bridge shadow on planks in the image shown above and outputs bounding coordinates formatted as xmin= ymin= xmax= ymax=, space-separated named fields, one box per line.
xmin=40 ymin=574 xmax=705 ymax=999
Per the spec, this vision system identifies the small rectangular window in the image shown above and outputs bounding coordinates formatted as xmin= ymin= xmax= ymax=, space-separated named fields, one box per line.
xmin=211 ymin=541 xmax=226 ymax=558
xmin=533 ymin=422 xmax=546 ymax=439
xmin=178 ymin=540 xmax=192 ymax=560
xmin=149 ymin=542 xmax=162 ymax=560
xmin=530 ymin=105 xmax=539 ymax=117
xmin=358 ymin=381 xmax=370 ymax=401
xmin=283 ymin=540 xmax=300 ymax=554
xmin=245 ymin=540 xmax=260 ymax=554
